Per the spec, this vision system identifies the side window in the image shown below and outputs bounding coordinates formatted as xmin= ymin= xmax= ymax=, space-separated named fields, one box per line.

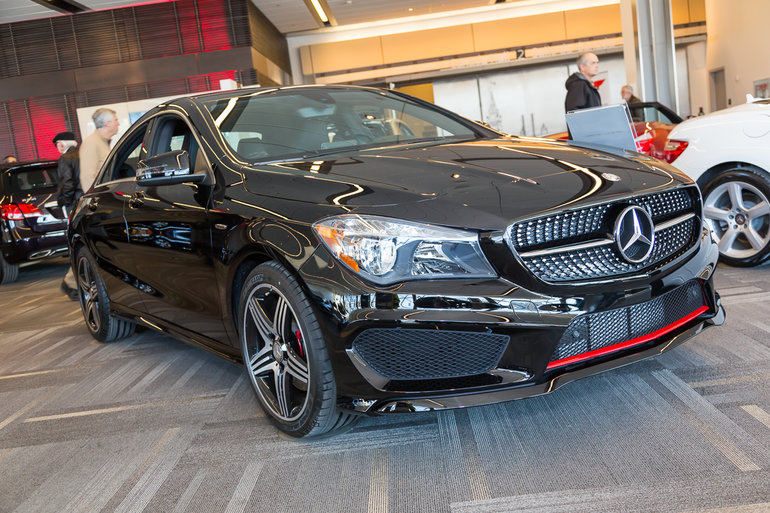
xmin=149 ymin=116 xmax=204 ymax=173
xmin=101 ymin=124 xmax=148 ymax=182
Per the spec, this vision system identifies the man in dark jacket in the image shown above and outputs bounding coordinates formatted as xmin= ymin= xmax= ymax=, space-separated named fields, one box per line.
xmin=621 ymin=84 xmax=641 ymax=104
xmin=52 ymin=131 xmax=80 ymax=300
xmin=565 ymin=52 xmax=601 ymax=112
xmin=53 ymin=132 xmax=82 ymax=211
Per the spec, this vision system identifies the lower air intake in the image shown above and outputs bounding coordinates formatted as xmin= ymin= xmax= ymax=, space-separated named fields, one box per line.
xmin=550 ymin=280 xmax=706 ymax=367
xmin=352 ymin=328 xmax=509 ymax=380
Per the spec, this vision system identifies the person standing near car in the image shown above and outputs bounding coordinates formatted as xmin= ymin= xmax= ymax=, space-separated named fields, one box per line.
xmin=565 ymin=52 xmax=601 ymax=112
xmin=53 ymin=131 xmax=81 ymax=301
xmin=54 ymin=132 xmax=82 ymax=212
xmin=79 ymin=108 xmax=119 ymax=192
xmin=621 ymin=84 xmax=641 ymax=104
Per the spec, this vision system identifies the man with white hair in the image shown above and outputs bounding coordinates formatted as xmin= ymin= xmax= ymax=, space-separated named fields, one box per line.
xmin=621 ymin=84 xmax=641 ymax=104
xmin=53 ymin=131 xmax=81 ymax=210
xmin=52 ymin=131 xmax=81 ymax=300
xmin=564 ymin=52 xmax=602 ymax=112
xmin=79 ymin=108 xmax=119 ymax=191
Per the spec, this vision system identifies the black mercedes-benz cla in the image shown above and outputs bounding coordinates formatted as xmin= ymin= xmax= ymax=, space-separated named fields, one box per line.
xmin=68 ymin=85 xmax=725 ymax=437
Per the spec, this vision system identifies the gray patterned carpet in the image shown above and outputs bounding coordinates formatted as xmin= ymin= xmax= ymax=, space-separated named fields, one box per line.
xmin=1 ymin=258 xmax=768 ymax=513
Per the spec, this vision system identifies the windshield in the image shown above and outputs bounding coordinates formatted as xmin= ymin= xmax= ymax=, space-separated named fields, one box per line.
xmin=205 ymin=88 xmax=479 ymax=162
xmin=3 ymin=165 xmax=58 ymax=193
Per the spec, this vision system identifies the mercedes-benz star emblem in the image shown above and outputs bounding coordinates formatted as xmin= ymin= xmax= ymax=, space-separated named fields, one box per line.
xmin=614 ymin=205 xmax=655 ymax=263
xmin=601 ymin=172 xmax=621 ymax=182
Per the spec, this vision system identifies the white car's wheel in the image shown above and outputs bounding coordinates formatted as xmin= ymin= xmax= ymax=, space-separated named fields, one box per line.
xmin=702 ymin=167 xmax=770 ymax=266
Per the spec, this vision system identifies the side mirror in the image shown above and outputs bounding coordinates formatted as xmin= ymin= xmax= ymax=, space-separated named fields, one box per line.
xmin=136 ymin=150 xmax=206 ymax=186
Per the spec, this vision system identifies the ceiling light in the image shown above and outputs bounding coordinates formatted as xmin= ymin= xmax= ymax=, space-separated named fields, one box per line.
xmin=303 ymin=0 xmax=337 ymax=27
xmin=310 ymin=0 xmax=328 ymax=22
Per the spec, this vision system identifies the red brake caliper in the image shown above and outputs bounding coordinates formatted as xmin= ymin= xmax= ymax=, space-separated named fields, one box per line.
xmin=295 ymin=329 xmax=303 ymax=356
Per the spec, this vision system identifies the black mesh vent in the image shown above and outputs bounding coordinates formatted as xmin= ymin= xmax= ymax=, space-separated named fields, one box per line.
xmin=352 ymin=329 xmax=510 ymax=380
xmin=550 ymin=280 xmax=706 ymax=365
xmin=509 ymin=187 xmax=700 ymax=283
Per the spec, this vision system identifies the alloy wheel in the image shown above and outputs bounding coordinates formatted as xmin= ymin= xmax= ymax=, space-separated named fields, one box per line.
xmin=703 ymin=180 xmax=770 ymax=259
xmin=77 ymin=256 xmax=101 ymax=333
xmin=242 ymin=284 xmax=310 ymax=422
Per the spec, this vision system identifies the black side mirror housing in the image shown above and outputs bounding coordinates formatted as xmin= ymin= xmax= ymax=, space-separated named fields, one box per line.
xmin=136 ymin=150 xmax=206 ymax=186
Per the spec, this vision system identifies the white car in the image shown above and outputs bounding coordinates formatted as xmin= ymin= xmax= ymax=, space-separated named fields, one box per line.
xmin=665 ymin=98 xmax=770 ymax=266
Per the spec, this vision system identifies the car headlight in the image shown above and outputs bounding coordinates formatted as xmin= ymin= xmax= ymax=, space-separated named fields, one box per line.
xmin=313 ymin=215 xmax=496 ymax=285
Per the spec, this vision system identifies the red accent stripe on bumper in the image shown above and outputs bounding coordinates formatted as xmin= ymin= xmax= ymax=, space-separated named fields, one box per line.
xmin=546 ymin=305 xmax=709 ymax=370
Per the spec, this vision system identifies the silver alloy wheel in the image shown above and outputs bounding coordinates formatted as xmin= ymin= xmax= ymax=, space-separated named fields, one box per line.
xmin=242 ymin=283 xmax=310 ymax=422
xmin=77 ymin=256 xmax=101 ymax=333
xmin=703 ymin=180 xmax=770 ymax=259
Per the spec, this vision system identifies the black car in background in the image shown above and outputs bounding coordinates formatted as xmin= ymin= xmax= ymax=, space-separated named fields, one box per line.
xmin=1 ymin=160 xmax=69 ymax=284
xmin=69 ymin=85 xmax=725 ymax=438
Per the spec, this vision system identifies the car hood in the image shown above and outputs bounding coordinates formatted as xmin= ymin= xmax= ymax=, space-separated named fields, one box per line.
xmin=240 ymin=137 xmax=693 ymax=230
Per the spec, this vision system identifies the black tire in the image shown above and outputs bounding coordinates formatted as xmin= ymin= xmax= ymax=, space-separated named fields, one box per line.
xmin=702 ymin=166 xmax=770 ymax=267
xmin=238 ymin=261 xmax=357 ymax=438
xmin=75 ymin=246 xmax=136 ymax=342
xmin=0 ymin=253 xmax=19 ymax=285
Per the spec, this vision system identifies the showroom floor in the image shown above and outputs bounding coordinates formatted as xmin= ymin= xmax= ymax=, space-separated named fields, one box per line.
xmin=0 ymin=258 xmax=768 ymax=513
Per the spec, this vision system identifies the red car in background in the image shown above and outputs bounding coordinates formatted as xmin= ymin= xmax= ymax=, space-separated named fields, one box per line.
xmin=548 ymin=102 xmax=683 ymax=160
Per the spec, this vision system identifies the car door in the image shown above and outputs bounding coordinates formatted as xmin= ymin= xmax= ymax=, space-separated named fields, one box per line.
xmin=81 ymin=122 xmax=150 ymax=313
xmin=121 ymin=112 xmax=228 ymax=343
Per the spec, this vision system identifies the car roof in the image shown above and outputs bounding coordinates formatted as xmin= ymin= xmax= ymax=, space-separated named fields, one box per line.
xmin=164 ymin=84 xmax=388 ymax=108
xmin=1 ymin=159 xmax=58 ymax=173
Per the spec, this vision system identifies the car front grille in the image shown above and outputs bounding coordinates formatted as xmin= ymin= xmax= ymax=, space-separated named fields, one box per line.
xmin=507 ymin=187 xmax=701 ymax=282
xmin=351 ymin=328 xmax=509 ymax=380
xmin=548 ymin=279 xmax=707 ymax=368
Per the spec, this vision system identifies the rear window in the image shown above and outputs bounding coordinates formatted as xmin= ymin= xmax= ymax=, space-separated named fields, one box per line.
xmin=4 ymin=165 xmax=59 ymax=193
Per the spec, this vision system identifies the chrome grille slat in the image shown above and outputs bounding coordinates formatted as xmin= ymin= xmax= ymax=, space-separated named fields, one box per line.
xmin=508 ymin=187 xmax=700 ymax=283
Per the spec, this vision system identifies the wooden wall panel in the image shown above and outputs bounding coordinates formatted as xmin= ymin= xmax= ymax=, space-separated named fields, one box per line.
xmin=473 ymin=12 xmax=566 ymax=52
xmin=396 ymin=83 xmax=435 ymax=103
xmin=671 ymin=0 xmax=691 ymax=25
xmin=564 ymin=4 xmax=622 ymax=40
xmin=309 ymin=37 xmax=383 ymax=74
xmin=381 ymin=25 xmax=474 ymax=65
xmin=689 ymin=0 xmax=706 ymax=22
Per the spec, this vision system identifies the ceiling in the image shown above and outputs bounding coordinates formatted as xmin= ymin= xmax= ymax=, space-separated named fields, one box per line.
xmin=0 ymin=0 xmax=504 ymax=34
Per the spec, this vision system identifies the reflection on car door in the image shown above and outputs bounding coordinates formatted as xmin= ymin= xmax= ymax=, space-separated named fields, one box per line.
xmin=82 ymin=123 xmax=149 ymax=313
xmin=121 ymin=113 xmax=228 ymax=344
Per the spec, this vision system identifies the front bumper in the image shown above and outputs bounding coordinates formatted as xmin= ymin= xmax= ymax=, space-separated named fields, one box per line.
xmin=372 ymin=308 xmax=723 ymax=414
xmin=297 ymin=225 xmax=723 ymax=415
